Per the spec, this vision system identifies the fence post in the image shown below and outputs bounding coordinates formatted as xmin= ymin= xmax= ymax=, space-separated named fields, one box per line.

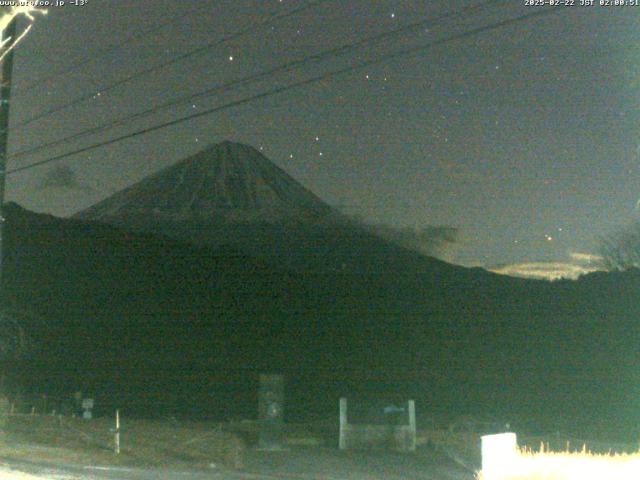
xmin=258 ymin=374 xmax=284 ymax=450
xmin=407 ymin=400 xmax=416 ymax=452
xmin=114 ymin=409 xmax=120 ymax=455
xmin=481 ymin=432 xmax=518 ymax=479
xmin=339 ymin=397 xmax=347 ymax=450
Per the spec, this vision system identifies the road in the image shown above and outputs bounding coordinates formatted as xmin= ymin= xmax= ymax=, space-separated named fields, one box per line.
xmin=0 ymin=445 xmax=476 ymax=480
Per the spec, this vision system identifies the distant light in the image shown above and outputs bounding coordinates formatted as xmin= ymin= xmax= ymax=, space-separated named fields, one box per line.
xmin=319 ymin=152 xmax=323 ymax=156
xmin=390 ymin=12 xmax=396 ymax=18
xmin=289 ymin=154 xmax=293 ymax=158
xmin=315 ymin=136 xmax=319 ymax=141
xmin=229 ymin=55 xmax=234 ymax=61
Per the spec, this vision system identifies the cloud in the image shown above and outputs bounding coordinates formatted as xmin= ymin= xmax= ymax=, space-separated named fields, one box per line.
xmin=489 ymin=252 xmax=606 ymax=281
xmin=358 ymin=221 xmax=460 ymax=261
xmin=39 ymin=165 xmax=90 ymax=191
xmin=488 ymin=262 xmax=600 ymax=281
xmin=569 ymin=252 xmax=604 ymax=266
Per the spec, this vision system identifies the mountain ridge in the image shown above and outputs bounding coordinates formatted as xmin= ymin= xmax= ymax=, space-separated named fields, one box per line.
xmin=75 ymin=141 xmax=336 ymax=224
xmin=74 ymin=141 xmax=460 ymax=274
xmin=3 ymin=202 xmax=640 ymax=440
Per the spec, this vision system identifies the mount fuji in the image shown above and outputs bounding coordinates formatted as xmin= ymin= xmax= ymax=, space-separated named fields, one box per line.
xmin=75 ymin=141 xmax=450 ymax=274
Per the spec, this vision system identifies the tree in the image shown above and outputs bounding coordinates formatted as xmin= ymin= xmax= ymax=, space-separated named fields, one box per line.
xmin=598 ymin=222 xmax=640 ymax=270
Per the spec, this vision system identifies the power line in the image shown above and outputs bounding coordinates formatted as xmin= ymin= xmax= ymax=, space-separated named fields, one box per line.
xmin=12 ymin=0 xmax=332 ymax=130
xmin=13 ymin=2 xmax=213 ymax=96
xmin=7 ymin=6 xmax=569 ymax=177
xmin=10 ymin=0 xmax=505 ymax=161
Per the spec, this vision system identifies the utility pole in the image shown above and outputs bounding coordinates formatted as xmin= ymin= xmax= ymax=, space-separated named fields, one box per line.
xmin=0 ymin=15 xmax=16 ymax=407
xmin=0 ymin=17 xmax=16 ymax=295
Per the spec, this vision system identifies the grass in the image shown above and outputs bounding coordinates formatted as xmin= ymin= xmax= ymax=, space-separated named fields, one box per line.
xmin=0 ymin=414 xmax=245 ymax=470
xmin=11 ymin=413 xmax=638 ymax=479
xmin=420 ymin=428 xmax=482 ymax=469
xmin=476 ymin=444 xmax=640 ymax=480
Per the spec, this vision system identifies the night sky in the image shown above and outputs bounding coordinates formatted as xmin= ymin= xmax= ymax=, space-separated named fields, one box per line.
xmin=4 ymin=0 xmax=640 ymax=277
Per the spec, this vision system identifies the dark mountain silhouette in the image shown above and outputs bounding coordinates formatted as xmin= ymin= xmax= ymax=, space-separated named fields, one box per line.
xmin=74 ymin=141 xmax=456 ymax=274
xmin=76 ymin=141 xmax=334 ymax=224
xmin=3 ymin=203 xmax=640 ymax=441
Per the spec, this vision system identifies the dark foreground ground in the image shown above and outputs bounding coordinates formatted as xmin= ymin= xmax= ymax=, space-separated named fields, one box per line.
xmin=0 ymin=445 xmax=475 ymax=480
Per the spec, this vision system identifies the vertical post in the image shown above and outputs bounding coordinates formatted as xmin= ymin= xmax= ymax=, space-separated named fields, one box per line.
xmin=0 ymin=18 xmax=16 ymax=405
xmin=407 ymin=400 xmax=416 ymax=452
xmin=258 ymin=374 xmax=284 ymax=450
xmin=338 ymin=397 xmax=347 ymax=450
xmin=0 ymin=17 xmax=16 ymax=292
xmin=114 ymin=409 xmax=120 ymax=454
